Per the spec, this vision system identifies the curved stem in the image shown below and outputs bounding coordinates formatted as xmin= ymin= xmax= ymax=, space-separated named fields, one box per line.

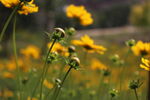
xmin=13 ymin=15 xmax=22 ymax=100
xmin=52 ymin=67 xmax=72 ymax=100
xmin=0 ymin=2 xmax=21 ymax=42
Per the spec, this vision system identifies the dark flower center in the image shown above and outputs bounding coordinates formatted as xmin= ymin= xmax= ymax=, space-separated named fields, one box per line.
xmin=140 ymin=50 xmax=148 ymax=56
xmin=83 ymin=45 xmax=93 ymax=50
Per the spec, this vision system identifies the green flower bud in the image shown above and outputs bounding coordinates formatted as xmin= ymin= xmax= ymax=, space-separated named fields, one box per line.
xmin=109 ymin=89 xmax=118 ymax=98
xmin=47 ymin=52 xmax=58 ymax=64
xmin=102 ymin=69 xmax=111 ymax=76
xmin=125 ymin=39 xmax=136 ymax=47
xmin=129 ymin=79 xmax=143 ymax=90
xmin=69 ymin=57 xmax=80 ymax=69
xmin=110 ymin=54 xmax=120 ymax=63
xmin=65 ymin=27 xmax=76 ymax=36
xmin=52 ymin=28 xmax=66 ymax=40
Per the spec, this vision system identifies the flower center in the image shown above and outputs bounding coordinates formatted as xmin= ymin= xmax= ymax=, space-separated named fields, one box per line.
xmin=83 ymin=45 xmax=93 ymax=50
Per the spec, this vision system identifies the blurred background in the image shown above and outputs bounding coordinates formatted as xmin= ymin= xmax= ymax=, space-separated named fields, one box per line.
xmin=0 ymin=0 xmax=150 ymax=55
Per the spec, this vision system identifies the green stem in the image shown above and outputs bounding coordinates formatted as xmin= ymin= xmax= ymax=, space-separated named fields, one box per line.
xmin=39 ymin=39 xmax=57 ymax=100
xmin=13 ymin=15 xmax=22 ymax=100
xmin=53 ymin=67 xmax=72 ymax=100
xmin=0 ymin=2 xmax=21 ymax=42
xmin=134 ymin=89 xmax=139 ymax=100
xmin=31 ymin=39 xmax=56 ymax=99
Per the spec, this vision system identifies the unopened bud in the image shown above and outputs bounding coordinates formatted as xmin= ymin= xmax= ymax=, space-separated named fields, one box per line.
xmin=69 ymin=57 xmax=80 ymax=69
xmin=68 ymin=46 xmax=76 ymax=53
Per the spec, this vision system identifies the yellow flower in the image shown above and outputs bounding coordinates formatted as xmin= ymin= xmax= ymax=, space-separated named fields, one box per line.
xmin=27 ymin=96 xmax=38 ymax=100
xmin=47 ymin=42 xmax=69 ymax=56
xmin=0 ymin=0 xmax=38 ymax=15
xmin=131 ymin=41 xmax=150 ymax=57
xmin=2 ymin=72 xmax=15 ymax=79
xmin=66 ymin=4 xmax=93 ymax=26
xmin=91 ymin=59 xmax=107 ymax=70
xmin=0 ymin=0 xmax=19 ymax=8
xmin=140 ymin=58 xmax=150 ymax=71
xmin=20 ymin=45 xmax=40 ymax=59
xmin=43 ymin=79 xmax=54 ymax=89
xmin=6 ymin=58 xmax=29 ymax=72
xmin=18 ymin=3 xmax=38 ymax=15
xmin=72 ymin=35 xmax=106 ymax=54
xmin=0 ymin=88 xmax=13 ymax=98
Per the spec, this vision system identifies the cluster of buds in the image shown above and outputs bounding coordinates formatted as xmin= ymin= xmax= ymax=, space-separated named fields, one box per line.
xmin=125 ymin=39 xmax=136 ymax=47
xmin=129 ymin=79 xmax=143 ymax=90
xmin=109 ymin=89 xmax=118 ymax=98
xmin=47 ymin=52 xmax=58 ymax=64
xmin=110 ymin=54 xmax=124 ymax=66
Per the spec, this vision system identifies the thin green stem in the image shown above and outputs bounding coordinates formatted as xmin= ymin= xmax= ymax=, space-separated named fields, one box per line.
xmin=53 ymin=67 xmax=72 ymax=100
xmin=31 ymin=39 xmax=56 ymax=99
xmin=0 ymin=2 xmax=21 ymax=42
xmin=39 ymin=39 xmax=57 ymax=100
xmin=134 ymin=89 xmax=139 ymax=100
xmin=13 ymin=15 xmax=22 ymax=100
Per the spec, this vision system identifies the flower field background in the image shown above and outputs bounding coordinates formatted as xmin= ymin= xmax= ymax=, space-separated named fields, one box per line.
xmin=0 ymin=0 xmax=150 ymax=100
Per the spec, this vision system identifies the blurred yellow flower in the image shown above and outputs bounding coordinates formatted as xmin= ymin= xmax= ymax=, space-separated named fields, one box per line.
xmin=43 ymin=79 xmax=54 ymax=89
xmin=0 ymin=0 xmax=19 ymax=8
xmin=6 ymin=58 xmax=29 ymax=72
xmin=66 ymin=4 xmax=93 ymax=26
xmin=47 ymin=42 xmax=69 ymax=56
xmin=2 ymin=72 xmax=15 ymax=79
xmin=27 ymin=96 xmax=38 ymax=100
xmin=140 ymin=58 xmax=150 ymax=71
xmin=20 ymin=45 xmax=40 ymax=59
xmin=0 ymin=88 xmax=14 ymax=98
xmin=0 ymin=0 xmax=38 ymax=15
xmin=131 ymin=41 xmax=150 ymax=57
xmin=18 ymin=3 xmax=38 ymax=15
xmin=91 ymin=59 xmax=107 ymax=70
xmin=72 ymin=35 xmax=106 ymax=54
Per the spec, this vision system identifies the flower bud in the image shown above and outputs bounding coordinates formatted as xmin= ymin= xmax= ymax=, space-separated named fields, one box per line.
xmin=125 ymin=39 xmax=136 ymax=47
xmin=47 ymin=52 xmax=58 ymax=64
xmin=55 ymin=78 xmax=61 ymax=88
xmin=102 ymin=69 xmax=111 ymax=76
xmin=129 ymin=79 xmax=143 ymax=90
xmin=65 ymin=27 xmax=76 ymax=36
xmin=68 ymin=46 xmax=76 ymax=53
xmin=69 ymin=57 xmax=80 ymax=69
xmin=110 ymin=54 xmax=120 ymax=63
xmin=109 ymin=89 xmax=118 ymax=98
xmin=54 ymin=28 xmax=66 ymax=38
